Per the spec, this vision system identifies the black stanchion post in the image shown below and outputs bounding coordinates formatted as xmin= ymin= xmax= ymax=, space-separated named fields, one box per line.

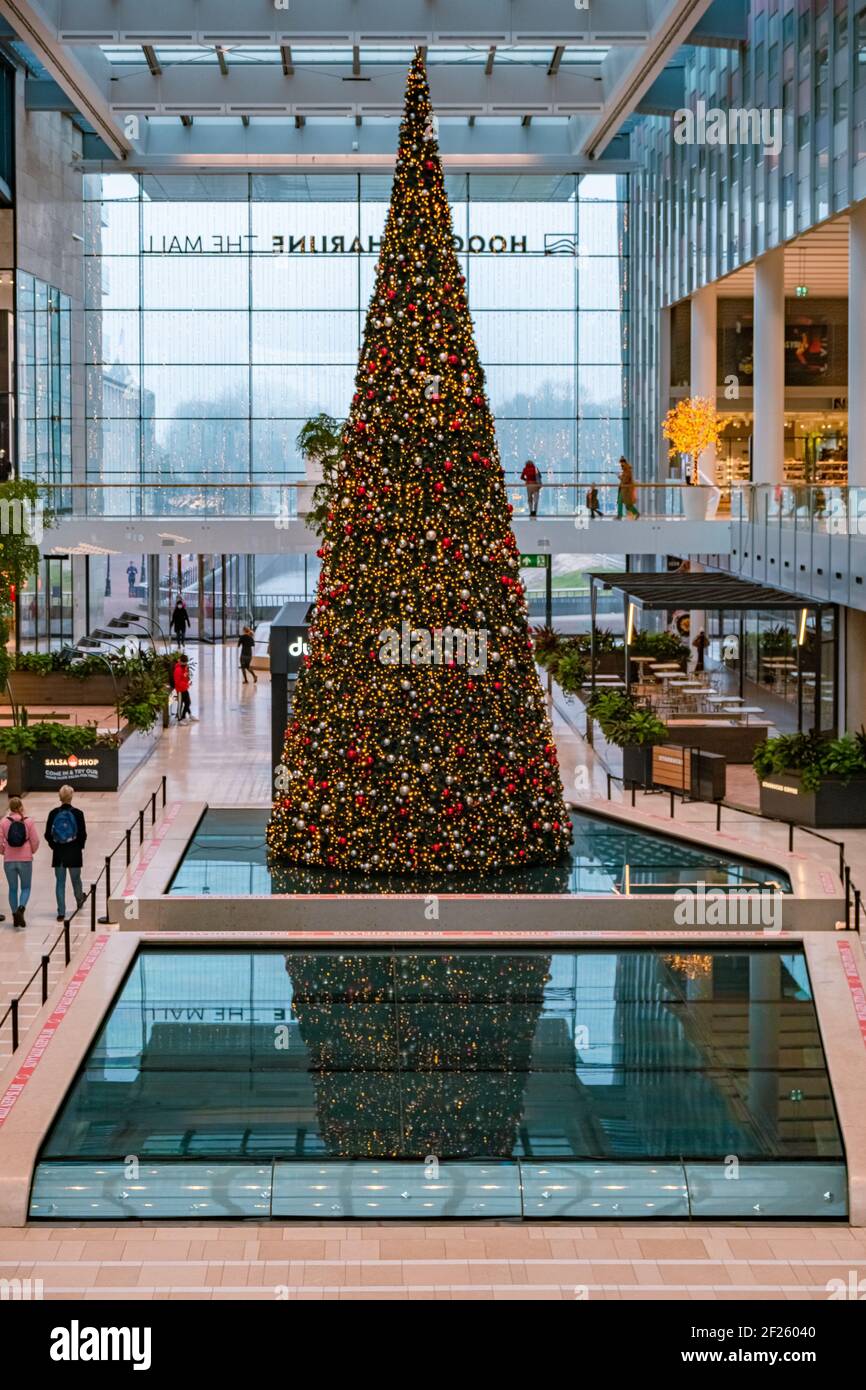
xmin=139 ymin=808 xmax=145 ymax=845
xmin=839 ymin=843 xmax=846 ymax=882
xmin=845 ymin=866 xmax=851 ymax=929
xmin=151 ymin=790 xmax=156 ymax=825
xmin=788 ymin=823 xmax=794 ymax=852
xmin=63 ymin=920 xmax=71 ymax=966
xmin=856 ymin=889 xmax=862 ymax=932
xmin=669 ymin=790 xmax=674 ymax=818
xmin=126 ymin=827 xmax=132 ymax=866
xmin=716 ymin=802 xmax=722 ymax=833
xmin=606 ymin=773 xmax=611 ymax=800
xmin=11 ymin=997 xmax=18 ymax=1053
xmin=90 ymin=885 xmax=97 ymax=932
xmin=162 ymin=774 xmax=167 ymax=807
xmin=98 ymin=855 xmax=112 ymax=925
xmin=41 ymin=954 xmax=49 ymax=1005
xmin=631 ymin=783 xmax=636 ymax=808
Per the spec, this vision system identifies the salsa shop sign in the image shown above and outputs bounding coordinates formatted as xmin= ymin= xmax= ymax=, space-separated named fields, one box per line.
xmin=26 ymin=748 xmax=119 ymax=793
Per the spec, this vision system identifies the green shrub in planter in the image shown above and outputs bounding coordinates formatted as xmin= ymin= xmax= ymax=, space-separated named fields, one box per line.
xmin=530 ymin=625 xmax=560 ymax=667
xmin=0 ymin=720 xmax=108 ymax=756
xmin=629 ymin=630 xmax=689 ymax=664
xmin=553 ymin=650 xmax=588 ymax=695
xmin=753 ymin=730 xmax=866 ymax=793
xmin=587 ymin=690 xmax=668 ymax=748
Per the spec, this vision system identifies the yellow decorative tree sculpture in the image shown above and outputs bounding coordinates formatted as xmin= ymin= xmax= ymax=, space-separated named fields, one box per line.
xmin=662 ymin=397 xmax=722 ymax=485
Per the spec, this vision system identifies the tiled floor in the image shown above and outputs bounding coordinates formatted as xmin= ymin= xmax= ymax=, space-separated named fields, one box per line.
xmin=1 ymin=645 xmax=864 ymax=1301
xmin=2 ymin=1224 xmax=865 ymax=1300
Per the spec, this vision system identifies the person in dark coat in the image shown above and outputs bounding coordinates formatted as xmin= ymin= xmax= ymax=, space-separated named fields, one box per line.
xmin=45 ymin=785 xmax=87 ymax=922
xmin=170 ymin=599 xmax=190 ymax=645
xmin=238 ymin=626 xmax=258 ymax=684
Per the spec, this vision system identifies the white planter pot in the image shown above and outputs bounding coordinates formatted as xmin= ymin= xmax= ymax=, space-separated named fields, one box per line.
xmin=297 ymin=458 xmax=324 ymax=518
xmin=682 ymin=485 xmax=711 ymax=521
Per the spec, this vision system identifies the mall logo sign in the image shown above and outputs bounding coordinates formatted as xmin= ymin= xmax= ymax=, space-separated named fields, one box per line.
xmin=674 ymin=100 xmax=782 ymax=156
xmin=0 ymin=497 xmax=44 ymax=543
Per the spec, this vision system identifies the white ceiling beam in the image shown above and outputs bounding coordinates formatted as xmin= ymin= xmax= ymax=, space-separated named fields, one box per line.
xmin=55 ymin=0 xmax=654 ymax=46
xmin=103 ymin=62 xmax=607 ymax=116
xmin=81 ymin=118 xmax=635 ymax=174
xmin=579 ymin=0 xmax=716 ymax=159
xmin=0 ymin=0 xmax=132 ymax=156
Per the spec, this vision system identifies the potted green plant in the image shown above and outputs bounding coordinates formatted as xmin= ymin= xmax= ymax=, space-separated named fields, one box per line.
xmin=587 ymin=691 xmax=669 ymax=786
xmin=296 ymin=413 xmax=344 ymax=526
xmin=753 ymin=731 xmax=866 ymax=826
xmin=629 ymin=629 xmax=690 ymax=667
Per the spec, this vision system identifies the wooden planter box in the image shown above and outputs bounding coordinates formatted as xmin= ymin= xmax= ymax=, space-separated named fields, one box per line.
xmin=758 ymin=772 xmax=866 ymax=827
xmin=4 ymin=672 xmax=129 ymax=706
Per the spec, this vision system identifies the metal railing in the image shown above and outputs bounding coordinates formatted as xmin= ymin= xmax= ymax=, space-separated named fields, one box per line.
xmin=0 ymin=775 xmax=168 ymax=1057
xmin=601 ymin=770 xmax=862 ymax=931
xmin=38 ymin=479 xmax=714 ymax=522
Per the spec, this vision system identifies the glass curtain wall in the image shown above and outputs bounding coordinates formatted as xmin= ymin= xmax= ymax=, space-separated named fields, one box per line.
xmin=82 ymin=171 xmax=629 ymax=518
xmin=16 ymin=272 xmax=72 ymax=496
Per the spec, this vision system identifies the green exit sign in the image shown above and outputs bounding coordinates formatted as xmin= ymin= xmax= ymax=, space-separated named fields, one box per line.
xmin=519 ymin=553 xmax=550 ymax=568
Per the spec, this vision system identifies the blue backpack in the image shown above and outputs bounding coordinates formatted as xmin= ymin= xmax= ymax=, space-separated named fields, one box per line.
xmin=52 ymin=807 xmax=78 ymax=844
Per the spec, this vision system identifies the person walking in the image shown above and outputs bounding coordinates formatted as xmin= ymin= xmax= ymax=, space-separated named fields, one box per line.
xmin=692 ymin=628 xmax=711 ymax=673
xmin=520 ymin=459 xmax=543 ymax=518
xmin=238 ymin=626 xmax=258 ymax=684
xmin=0 ymin=797 xmax=39 ymax=928
xmin=170 ymin=598 xmax=190 ymax=646
xmin=585 ymin=484 xmax=603 ymax=519
xmin=126 ymin=561 xmax=138 ymax=597
xmin=173 ymin=652 xmax=195 ymax=723
xmin=616 ymin=457 xmax=640 ymax=519
xmin=45 ymin=786 xmax=87 ymax=923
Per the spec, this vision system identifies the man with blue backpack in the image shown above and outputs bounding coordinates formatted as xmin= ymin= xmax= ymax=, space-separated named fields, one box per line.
xmin=45 ymin=785 xmax=87 ymax=923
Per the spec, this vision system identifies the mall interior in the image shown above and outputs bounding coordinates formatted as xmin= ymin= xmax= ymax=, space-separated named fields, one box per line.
xmin=0 ymin=0 xmax=865 ymax=1317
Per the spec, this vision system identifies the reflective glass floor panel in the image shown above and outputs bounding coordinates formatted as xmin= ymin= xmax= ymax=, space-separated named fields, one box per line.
xmin=30 ymin=946 xmax=845 ymax=1221
xmin=167 ymin=808 xmax=793 ymax=896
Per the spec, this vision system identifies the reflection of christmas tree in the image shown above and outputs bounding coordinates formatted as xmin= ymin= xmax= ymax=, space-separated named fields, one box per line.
xmin=287 ymin=952 xmax=550 ymax=1158
xmin=267 ymin=51 xmax=570 ymax=876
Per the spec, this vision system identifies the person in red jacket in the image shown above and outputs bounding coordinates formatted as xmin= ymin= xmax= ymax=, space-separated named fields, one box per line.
xmin=173 ymin=653 xmax=195 ymax=723
xmin=520 ymin=458 xmax=543 ymax=518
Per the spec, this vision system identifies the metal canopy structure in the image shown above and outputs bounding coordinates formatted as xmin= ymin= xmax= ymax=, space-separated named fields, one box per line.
xmin=0 ymin=0 xmax=745 ymax=170
xmin=588 ymin=571 xmax=836 ymax=733
xmin=588 ymin=573 xmax=833 ymax=613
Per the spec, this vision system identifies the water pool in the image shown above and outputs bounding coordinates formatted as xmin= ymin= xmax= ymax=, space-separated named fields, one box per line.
xmin=30 ymin=945 xmax=844 ymax=1220
xmin=166 ymin=807 xmax=792 ymax=897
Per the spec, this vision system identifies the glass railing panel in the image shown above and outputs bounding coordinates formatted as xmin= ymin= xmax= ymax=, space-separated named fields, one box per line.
xmin=29 ymin=1161 xmax=272 ymax=1220
xmin=521 ymin=1162 xmax=689 ymax=1218
xmin=685 ymin=1162 xmax=847 ymax=1219
xmin=272 ymin=1161 xmax=521 ymax=1219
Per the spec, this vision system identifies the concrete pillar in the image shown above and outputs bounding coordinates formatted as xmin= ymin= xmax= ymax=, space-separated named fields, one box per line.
xmin=689 ymin=285 xmax=718 ymax=482
xmin=752 ymin=248 xmax=786 ymax=486
xmin=848 ymin=200 xmax=866 ymax=487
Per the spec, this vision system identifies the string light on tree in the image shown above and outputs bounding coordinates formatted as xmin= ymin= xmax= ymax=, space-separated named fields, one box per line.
xmin=267 ymin=51 xmax=572 ymax=877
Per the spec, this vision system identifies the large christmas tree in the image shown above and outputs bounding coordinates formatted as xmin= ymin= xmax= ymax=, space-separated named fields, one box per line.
xmin=267 ymin=51 xmax=571 ymax=877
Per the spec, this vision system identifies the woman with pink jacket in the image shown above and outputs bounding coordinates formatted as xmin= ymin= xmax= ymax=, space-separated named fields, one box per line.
xmin=0 ymin=796 xmax=40 ymax=928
